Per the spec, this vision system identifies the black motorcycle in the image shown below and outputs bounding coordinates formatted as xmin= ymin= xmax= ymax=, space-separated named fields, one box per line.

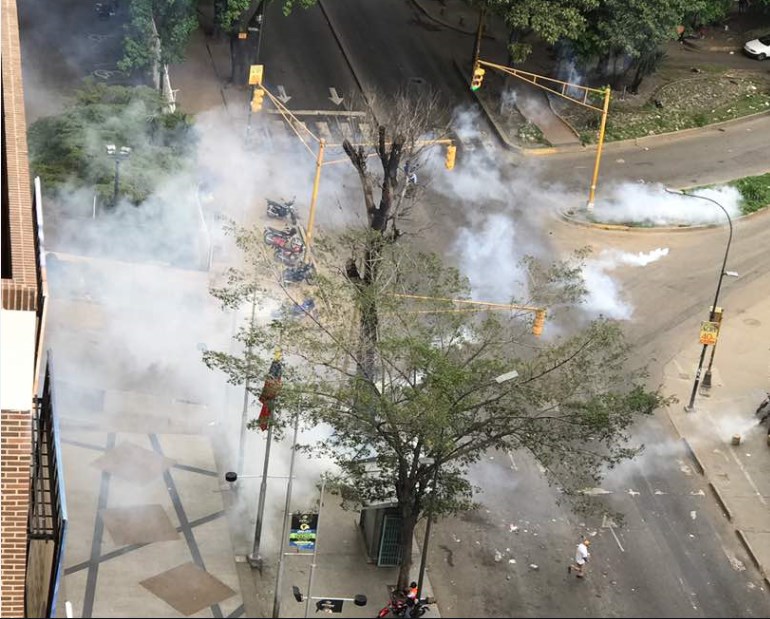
xmin=274 ymin=247 xmax=303 ymax=266
xmin=267 ymin=197 xmax=297 ymax=224
xmin=282 ymin=262 xmax=315 ymax=285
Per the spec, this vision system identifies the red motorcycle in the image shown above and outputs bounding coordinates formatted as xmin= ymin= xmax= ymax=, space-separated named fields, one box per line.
xmin=264 ymin=226 xmax=304 ymax=251
xmin=377 ymin=594 xmax=432 ymax=618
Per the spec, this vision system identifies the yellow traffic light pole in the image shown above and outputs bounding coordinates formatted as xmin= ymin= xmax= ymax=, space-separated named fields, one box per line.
xmin=473 ymin=59 xmax=611 ymax=210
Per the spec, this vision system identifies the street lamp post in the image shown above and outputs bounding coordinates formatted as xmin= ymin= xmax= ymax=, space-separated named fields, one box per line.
xmin=105 ymin=144 xmax=131 ymax=207
xmin=666 ymin=189 xmax=734 ymax=411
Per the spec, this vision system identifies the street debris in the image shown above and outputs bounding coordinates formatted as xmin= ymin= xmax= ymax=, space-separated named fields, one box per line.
xmin=509 ymin=524 xmax=519 ymax=533
xmin=508 ymin=559 xmax=516 ymax=564
xmin=690 ymin=510 xmax=697 ymax=520
xmin=580 ymin=487 xmax=612 ymax=496
xmin=690 ymin=489 xmax=705 ymax=496
xmin=628 ymin=489 xmax=640 ymax=497
xmin=529 ymin=564 xmax=539 ymax=571
xmin=729 ymin=557 xmax=746 ymax=572
xmin=494 ymin=550 xmax=503 ymax=562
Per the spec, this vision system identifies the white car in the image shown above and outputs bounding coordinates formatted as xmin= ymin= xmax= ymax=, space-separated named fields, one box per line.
xmin=744 ymin=34 xmax=770 ymax=60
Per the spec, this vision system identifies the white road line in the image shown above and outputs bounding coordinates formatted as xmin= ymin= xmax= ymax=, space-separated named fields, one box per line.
xmin=507 ymin=450 xmax=518 ymax=471
xmin=609 ymin=524 xmax=625 ymax=552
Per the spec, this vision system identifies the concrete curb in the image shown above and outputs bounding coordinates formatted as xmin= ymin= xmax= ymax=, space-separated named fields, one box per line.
xmin=558 ymin=199 xmax=770 ymax=233
xmin=558 ymin=209 xmax=721 ymax=233
xmin=681 ymin=438 xmax=705 ymax=475
xmin=736 ymin=530 xmax=762 ymax=573
xmin=708 ymin=482 xmax=734 ymax=521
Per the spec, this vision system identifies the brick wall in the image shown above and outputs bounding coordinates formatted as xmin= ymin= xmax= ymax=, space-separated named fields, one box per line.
xmin=1 ymin=410 xmax=32 ymax=617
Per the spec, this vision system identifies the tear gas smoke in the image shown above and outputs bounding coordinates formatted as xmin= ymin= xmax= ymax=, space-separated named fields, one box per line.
xmin=593 ymin=183 xmax=742 ymax=226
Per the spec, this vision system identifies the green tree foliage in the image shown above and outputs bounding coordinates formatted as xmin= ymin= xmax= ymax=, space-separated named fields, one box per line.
xmin=568 ymin=0 xmax=688 ymax=90
xmin=204 ymin=225 xmax=665 ymax=589
xmin=120 ymin=0 xmax=198 ymax=72
xmin=27 ymin=83 xmax=194 ymax=205
xmin=485 ymin=0 xmax=598 ymax=63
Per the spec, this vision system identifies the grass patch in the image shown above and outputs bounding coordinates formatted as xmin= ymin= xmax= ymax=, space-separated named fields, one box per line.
xmin=577 ymin=75 xmax=770 ymax=143
xmin=732 ymin=173 xmax=770 ymax=214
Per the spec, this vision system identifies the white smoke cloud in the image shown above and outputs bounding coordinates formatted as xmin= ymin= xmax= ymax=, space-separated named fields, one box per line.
xmin=593 ymin=183 xmax=742 ymax=226
xmin=580 ymin=248 xmax=670 ymax=320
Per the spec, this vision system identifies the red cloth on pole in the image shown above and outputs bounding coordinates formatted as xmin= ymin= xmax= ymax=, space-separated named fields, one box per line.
xmin=256 ymin=360 xmax=283 ymax=431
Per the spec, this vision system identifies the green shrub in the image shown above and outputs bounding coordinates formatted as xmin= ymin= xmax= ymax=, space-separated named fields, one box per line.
xmin=734 ymin=174 xmax=770 ymax=214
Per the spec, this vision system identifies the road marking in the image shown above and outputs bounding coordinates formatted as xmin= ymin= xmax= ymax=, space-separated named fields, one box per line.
xmin=276 ymin=85 xmax=291 ymax=104
xmin=329 ymin=87 xmax=344 ymax=105
xmin=265 ymin=109 xmax=366 ymax=117
xmin=507 ymin=450 xmax=518 ymax=471
xmin=601 ymin=515 xmax=625 ymax=552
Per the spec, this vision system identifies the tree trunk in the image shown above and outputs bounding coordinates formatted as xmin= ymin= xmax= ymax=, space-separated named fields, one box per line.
xmin=397 ymin=508 xmax=418 ymax=590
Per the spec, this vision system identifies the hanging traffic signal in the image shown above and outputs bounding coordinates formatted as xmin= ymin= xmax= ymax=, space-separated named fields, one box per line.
xmin=445 ymin=144 xmax=456 ymax=170
xmin=470 ymin=64 xmax=486 ymax=91
xmin=532 ymin=309 xmax=546 ymax=337
xmin=251 ymin=87 xmax=265 ymax=112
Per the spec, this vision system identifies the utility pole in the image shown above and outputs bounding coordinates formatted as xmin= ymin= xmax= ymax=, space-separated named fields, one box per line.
xmin=472 ymin=2 xmax=486 ymax=70
xmin=272 ymin=411 xmax=300 ymax=619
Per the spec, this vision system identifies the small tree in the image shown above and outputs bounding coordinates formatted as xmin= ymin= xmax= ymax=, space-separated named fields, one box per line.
xmin=204 ymin=94 xmax=664 ymax=589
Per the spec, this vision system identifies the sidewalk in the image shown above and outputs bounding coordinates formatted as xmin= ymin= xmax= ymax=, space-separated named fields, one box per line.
xmin=662 ymin=277 xmax=770 ymax=587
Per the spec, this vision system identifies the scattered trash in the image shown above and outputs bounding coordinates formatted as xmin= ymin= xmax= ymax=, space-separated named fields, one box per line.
xmin=529 ymin=564 xmax=539 ymax=571
xmin=610 ymin=580 xmax=617 ymax=585
xmin=689 ymin=534 xmax=695 ymax=538
xmin=747 ymin=582 xmax=756 ymax=590
xmin=580 ymin=487 xmax=612 ymax=496
xmin=628 ymin=489 xmax=640 ymax=497
xmin=654 ymin=489 xmax=667 ymax=495
xmin=589 ymin=531 xmax=598 ymax=537
xmin=690 ymin=489 xmax=705 ymax=496
xmin=509 ymin=524 xmax=519 ymax=533
xmin=506 ymin=548 xmax=511 ymax=552
xmin=452 ymin=534 xmax=460 ymax=543
xmin=508 ymin=559 xmax=516 ymax=564
xmin=729 ymin=557 xmax=746 ymax=572
xmin=616 ymin=158 xmax=625 ymax=164
xmin=533 ymin=533 xmax=538 ymax=537
xmin=475 ymin=541 xmax=480 ymax=545
xmin=690 ymin=510 xmax=697 ymax=520
xmin=494 ymin=550 xmax=503 ymax=562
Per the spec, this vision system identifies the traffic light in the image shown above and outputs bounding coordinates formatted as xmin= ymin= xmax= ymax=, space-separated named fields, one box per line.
xmin=532 ymin=309 xmax=546 ymax=337
xmin=445 ymin=144 xmax=456 ymax=170
xmin=470 ymin=64 xmax=486 ymax=91
xmin=251 ymin=87 xmax=265 ymax=112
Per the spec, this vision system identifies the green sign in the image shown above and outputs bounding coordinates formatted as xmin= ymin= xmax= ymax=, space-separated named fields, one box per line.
xmin=289 ymin=512 xmax=318 ymax=550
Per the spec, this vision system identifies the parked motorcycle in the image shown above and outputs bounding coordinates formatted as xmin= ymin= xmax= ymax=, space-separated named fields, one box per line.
xmin=274 ymin=247 xmax=304 ymax=266
xmin=266 ymin=197 xmax=297 ymax=224
xmin=377 ymin=594 xmax=433 ymax=618
xmin=264 ymin=226 xmax=304 ymax=252
xmin=282 ymin=262 xmax=315 ymax=285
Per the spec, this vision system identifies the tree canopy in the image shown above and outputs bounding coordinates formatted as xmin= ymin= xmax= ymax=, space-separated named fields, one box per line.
xmin=28 ymin=83 xmax=194 ymax=204
xmin=120 ymin=0 xmax=198 ymax=72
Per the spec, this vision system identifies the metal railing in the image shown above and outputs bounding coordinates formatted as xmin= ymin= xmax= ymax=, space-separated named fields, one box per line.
xmin=28 ymin=352 xmax=68 ymax=617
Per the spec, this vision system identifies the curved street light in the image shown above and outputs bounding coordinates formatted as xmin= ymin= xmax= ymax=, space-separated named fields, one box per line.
xmin=665 ymin=189 xmax=734 ymax=411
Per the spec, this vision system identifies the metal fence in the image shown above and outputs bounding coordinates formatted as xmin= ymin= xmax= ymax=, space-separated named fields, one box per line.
xmin=28 ymin=352 xmax=68 ymax=617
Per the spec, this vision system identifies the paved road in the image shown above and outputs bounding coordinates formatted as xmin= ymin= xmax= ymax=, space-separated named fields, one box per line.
xmin=259 ymin=2 xmax=359 ymax=111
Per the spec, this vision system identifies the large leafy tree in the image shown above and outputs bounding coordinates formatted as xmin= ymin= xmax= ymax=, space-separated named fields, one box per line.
xmin=485 ymin=0 xmax=598 ymax=64
xmin=570 ymin=0 xmax=688 ymax=90
xmin=120 ymin=0 xmax=198 ymax=76
xmin=27 ymin=83 xmax=194 ymax=205
xmin=203 ymin=94 xmax=664 ymax=589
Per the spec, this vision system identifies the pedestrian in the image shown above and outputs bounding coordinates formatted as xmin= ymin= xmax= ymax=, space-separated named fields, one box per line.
xmin=568 ymin=538 xmax=591 ymax=578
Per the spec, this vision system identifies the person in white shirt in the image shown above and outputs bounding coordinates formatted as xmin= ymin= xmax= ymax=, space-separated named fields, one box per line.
xmin=568 ymin=539 xmax=591 ymax=578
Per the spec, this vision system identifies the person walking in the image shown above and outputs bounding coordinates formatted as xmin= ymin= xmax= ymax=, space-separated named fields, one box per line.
xmin=568 ymin=538 xmax=591 ymax=578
